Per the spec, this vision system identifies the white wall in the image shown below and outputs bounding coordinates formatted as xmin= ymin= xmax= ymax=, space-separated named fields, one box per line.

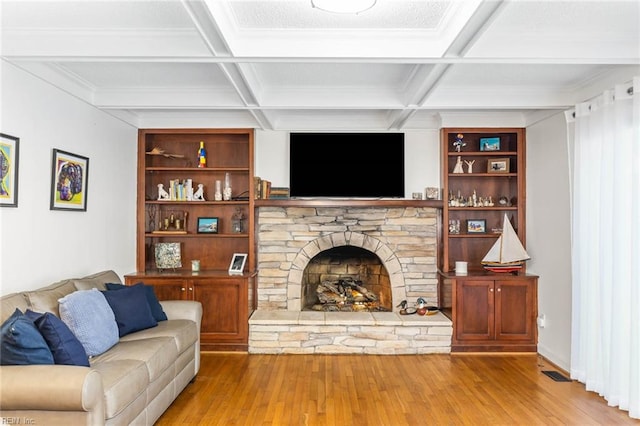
xmin=0 ymin=61 xmax=138 ymax=295
xmin=255 ymin=129 xmax=441 ymax=198
xmin=526 ymin=112 xmax=573 ymax=370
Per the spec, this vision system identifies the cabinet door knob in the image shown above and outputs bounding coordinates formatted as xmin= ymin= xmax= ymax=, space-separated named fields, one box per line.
xmin=490 ymin=288 xmax=494 ymax=292
xmin=497 ymin=287 xmax=501 ymax=292
xmin=189 ymin=287 xmax=193 ymax=291
xmin=181 ymin=287 xmax=186 ymax=291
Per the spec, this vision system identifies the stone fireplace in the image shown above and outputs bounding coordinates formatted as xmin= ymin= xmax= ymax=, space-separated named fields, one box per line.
xmin=250 ymin=203 xmax=452 ymax=354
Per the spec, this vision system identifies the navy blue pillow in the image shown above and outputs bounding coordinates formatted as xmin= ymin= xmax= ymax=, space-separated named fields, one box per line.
xmin=25 ymin=310 xmax=89 ymax=367
xmin=102 ymin=284 xmax=158 ymax=337
xmin=105 ymin=282 xmax=167 ymax=321
xmin=1 ymin=308 xmax=54 ymax=365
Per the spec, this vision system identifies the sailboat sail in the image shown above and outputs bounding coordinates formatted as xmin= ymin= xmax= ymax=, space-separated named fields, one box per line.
xmin=482 ymin=214 xmax=530 ymax=266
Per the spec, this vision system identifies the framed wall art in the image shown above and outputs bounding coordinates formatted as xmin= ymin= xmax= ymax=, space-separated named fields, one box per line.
xmin=228 ymin=253 xmax=247 ymax=275
xmin=197 ymin=217 xmax=219 ymax=234
xmin=487 ymin=158 xmax=510 ymax=173
xmin=0 ymin=133 xmax=20 ymax=207
xmin=50 ymin=149 xmax=89 ymax=211
xmin=467 ymin=219 xmax=486 ymax=234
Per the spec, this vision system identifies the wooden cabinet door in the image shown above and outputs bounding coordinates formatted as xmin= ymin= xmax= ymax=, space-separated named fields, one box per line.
xmin=455 ymin=280 xmax=494 ymax=341
xmin=192 ymin=277 xmax=248 ymax=350
xmin=147 ymin=280 xmax=189 ymax=301
xmin=494 ymin=280 xmax=535 ymax=342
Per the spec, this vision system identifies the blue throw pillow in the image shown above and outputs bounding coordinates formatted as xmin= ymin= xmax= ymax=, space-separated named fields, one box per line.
xmin=1 ymin=308 xmax=54 ymax=365
xmin=25 ymin=310 xmax=89 ymax=367
xmin=59 ymin=289 xmax=119 ymax=357
xmin=105 ymin=282 xmax=167 ymax=321
xmin=102 ymin=284 xmax=158 ymax=337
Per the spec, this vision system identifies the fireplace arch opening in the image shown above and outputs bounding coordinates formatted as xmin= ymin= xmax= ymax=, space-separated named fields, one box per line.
xmin=302 ymin=245 xmax=392 ymax=312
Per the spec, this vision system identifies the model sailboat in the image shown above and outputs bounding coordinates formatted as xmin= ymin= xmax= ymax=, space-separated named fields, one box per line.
xmin=481 ymin=214 xmax=530 ymax=273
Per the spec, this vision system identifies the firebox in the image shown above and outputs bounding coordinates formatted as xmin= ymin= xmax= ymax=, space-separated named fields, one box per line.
xmin=301 ymin=246 xmax=392 ymax=311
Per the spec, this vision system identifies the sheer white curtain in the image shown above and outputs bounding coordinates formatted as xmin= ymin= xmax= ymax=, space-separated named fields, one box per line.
xmin=566 ymin=76 xmax=640 ymax=419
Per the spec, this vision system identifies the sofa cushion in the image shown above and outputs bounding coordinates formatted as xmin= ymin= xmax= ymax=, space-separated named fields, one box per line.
xmin=73 ymin=270 xmax=122 ymax=291
xmin=58 ymin=289 xmax=119 ymax=357
xmin=89 ymin=358 xmax=149 ymax=419
xmin=24 ymin=309 xmax=89 ymax=367
xmin=24 ymin=280 xmax=77 ymax=317
xmin=1 ymin=293 xmax=29 ymax=324
xmin=1 ymin=308 xmax=54 ymax=365
xmin=102 ymin=284 xmax=157 ymax=337
xmin=91 ymin=336 xmax=177 ymax=383
xmin=105 ymin=282 xmax=168 ymax=322
xmin=121 ymin=319 xmax=198 ymax=356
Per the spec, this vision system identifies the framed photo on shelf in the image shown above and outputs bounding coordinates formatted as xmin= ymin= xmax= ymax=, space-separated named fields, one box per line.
xmin=197 ymin=217 xmax=219 ymax=234
xmin=487 ymin=158 xmax=510 ymax=173
xmin=155 ymin=242 xmax=182 ymax=270
xmin=467 ymin=219 xmax=486 ymax=234
xmin=479 ymin=137 xmax=500 ymax=151
xmin=228 ymin=253 xmax=247 ymax=275
xmin=0 ymin=133 xmax=20 ymax=207
xmin=50 ymin=149 xmax=89 ymax=211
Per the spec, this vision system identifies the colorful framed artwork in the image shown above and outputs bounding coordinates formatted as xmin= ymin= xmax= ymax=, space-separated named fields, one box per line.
xmin=197 ymin=217 xmax=219 ymax=234
xmin=0 ymin=133 xmax=20 ymax=207
xmin=155 ymin=242 xmax=182 ymax=270
xmin=50 ymin=149 xmax=89 ymax=211
xmin=487 ymin=158 xmax=510 ymax=173
xmin=479 ymin=137 xmax=500 ymax=151
xmin=467 ymin=219 xmax=486 ymax=234
xmin=228 ymin=253 xmax=247 ymax=275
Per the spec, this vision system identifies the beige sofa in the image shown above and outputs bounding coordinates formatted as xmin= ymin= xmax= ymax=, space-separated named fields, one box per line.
xmin=0 ymin=270 xmax=202 ymax=425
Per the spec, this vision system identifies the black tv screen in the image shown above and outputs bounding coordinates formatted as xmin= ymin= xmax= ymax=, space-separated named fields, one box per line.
xmin=289 ymin=133 xmax=405 ymax=198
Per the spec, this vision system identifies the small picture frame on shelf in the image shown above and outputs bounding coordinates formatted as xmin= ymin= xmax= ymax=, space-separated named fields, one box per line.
xmin=479 ymin=137 xmax=500 ymax=151
xmin=197 ymin=217 xmax=218 ymax=234
xmin=467 ymin=219 xmax=486 ymax=234
xmin=228 ymin=253 xmax=247 ymax=275
xmin=487 ymin=158 xmax=510 ymax=173
xmin=155 ymin=242 xmax=182 ymax=270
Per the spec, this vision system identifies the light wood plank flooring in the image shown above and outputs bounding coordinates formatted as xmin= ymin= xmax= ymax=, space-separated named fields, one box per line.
xmin=156 ymin=353 xmax=638 ymax=425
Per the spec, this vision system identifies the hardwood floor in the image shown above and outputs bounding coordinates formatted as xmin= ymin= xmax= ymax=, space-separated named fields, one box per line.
xmin=157 ymin=353 xmax=637 ymax=425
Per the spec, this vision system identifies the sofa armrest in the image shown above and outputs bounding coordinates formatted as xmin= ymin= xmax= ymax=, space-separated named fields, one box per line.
xmin=160 ymin=300 xmax=202 ymax=326
xmin=0 ymin=365 xmax=103 ymax=412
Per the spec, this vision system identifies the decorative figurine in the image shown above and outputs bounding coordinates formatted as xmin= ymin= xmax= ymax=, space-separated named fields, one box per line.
xmin=453 ymin=156 xmax=464 ymax=173
xmin=464 ymin=159 xmax=475 ymax=173
xmin=157 ymin=183 xmax=170 ymax=200
xmin=453 ymin=133 xmax=466 ymax=152
xmin=197 ymin=141 xmax=207 ymax=168
xmin=193 ymin=183 xmax=205 ymax=201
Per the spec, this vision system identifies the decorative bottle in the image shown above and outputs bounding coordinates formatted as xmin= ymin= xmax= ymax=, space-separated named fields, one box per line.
xmin=197 ymin=141 xmax=207 ymax=168
xmin=223 ymin=172 xmax=232 ymax=201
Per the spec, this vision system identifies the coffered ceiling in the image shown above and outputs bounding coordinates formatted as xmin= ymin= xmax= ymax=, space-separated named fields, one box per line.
xmin=2 ymin=0 xmax=639 ymax=130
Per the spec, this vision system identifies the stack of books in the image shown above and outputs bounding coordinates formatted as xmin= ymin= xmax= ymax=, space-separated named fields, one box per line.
xmin=253 ymin=177 xmax=289 ymax=199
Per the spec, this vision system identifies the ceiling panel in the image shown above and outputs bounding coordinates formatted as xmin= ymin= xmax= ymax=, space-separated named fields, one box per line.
xmin=1 ymin=0 xmax=638 ymax=130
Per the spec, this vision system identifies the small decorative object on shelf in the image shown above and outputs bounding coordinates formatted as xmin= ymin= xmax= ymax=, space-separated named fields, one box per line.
xmin=467 ymin=219 xmax=486 ymax=234
xmin=197 ymin=141 xmax=207 ymax=168
xmin=425 ymin=187 xmax=439 ymax=200
xmin=479 ymin=137 xmax=500 ymax=151
xmin=487 ymin=158 xmax=510 ymax=173
xmin=228 ymin=253 xmax=247 ymax=275
xmin=464 ymin=159 xmax=475 ymax=173
xmin=193 ymin=183 xmax=205 ymax=201
xmin=453 ymin=156 xmax=464 ymax=173
xmin=412 ymin=192 xmax=423 ymax=200
xmin=155 ymin=242 xmax=182 ymax=271
xmin=223 ymin=172 xmax=232 ymax=201
xmin=197 ymin=217 xmax=218 ymax=234
xmin=157 ymin=183 xmax=170 ymax=200
xmin=232 ymin=208 xmax=245 ymax=233
xmin=453 ymin=133 xmax=466 ymax=152
xmin=449 ymin=219 xmax=461 ymax=234
xmin=214 ymin=180 xmax=222 ymax=201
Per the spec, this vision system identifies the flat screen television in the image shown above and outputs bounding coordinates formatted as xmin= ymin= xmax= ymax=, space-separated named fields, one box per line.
xmin=289 ymin=133 xmax=405 ymax=198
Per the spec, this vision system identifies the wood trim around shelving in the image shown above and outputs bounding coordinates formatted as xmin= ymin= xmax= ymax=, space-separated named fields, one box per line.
xmin=254 ymin=199 xmax=444 ymax=208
